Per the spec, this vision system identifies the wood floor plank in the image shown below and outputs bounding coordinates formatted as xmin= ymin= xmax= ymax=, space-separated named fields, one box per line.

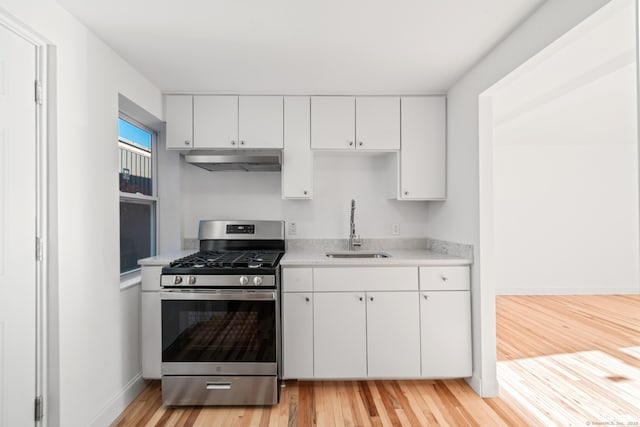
xmin=112 ymin=295 xmax=640 ymax=427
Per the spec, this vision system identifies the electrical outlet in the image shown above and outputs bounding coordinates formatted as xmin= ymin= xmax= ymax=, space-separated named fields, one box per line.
xmin=392 ymin=223 xmax=400 ymax=235
xmin=288 ymin=222 xmax=297 ymax=236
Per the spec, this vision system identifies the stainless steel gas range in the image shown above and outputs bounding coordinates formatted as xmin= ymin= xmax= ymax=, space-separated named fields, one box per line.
xmin=160 ymin=220 xmax=285 ymax=406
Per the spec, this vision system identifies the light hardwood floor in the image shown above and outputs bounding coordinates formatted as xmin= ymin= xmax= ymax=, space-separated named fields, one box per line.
xmin=113 ymin=295 xmax=640 ymax=426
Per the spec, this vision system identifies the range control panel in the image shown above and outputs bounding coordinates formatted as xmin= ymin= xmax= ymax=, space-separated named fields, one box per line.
xmin=226 ymin=224 xmax=255 ymax=234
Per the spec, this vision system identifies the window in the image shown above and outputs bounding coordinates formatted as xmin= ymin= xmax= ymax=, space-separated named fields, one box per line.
xmin=119 ymin=115 xmax=157 ymax=275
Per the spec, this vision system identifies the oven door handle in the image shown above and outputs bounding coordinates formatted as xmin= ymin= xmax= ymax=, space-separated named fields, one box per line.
xmin=160 ymin=290 xmax=276 ymax=301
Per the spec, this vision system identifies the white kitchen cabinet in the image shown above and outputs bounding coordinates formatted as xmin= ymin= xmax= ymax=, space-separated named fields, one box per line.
xmin=420 ymin=266 xmax=470 ymax=291
xmin=239 ymin=96 xmax=284 ymax=149
xmin=282 ymin=267 xmax=313 ymax=292
xmin=313 ymin=266 xmax=417 ymax=292
xmin=311 ymin=96 xmax=355 ymax=150
xmin=366 ymin=291 xmax=420 ymax=377
xmin=420 ymin=290 xmax=472 ymax=378
xmin=193 ymin=95 xmax=239 ymax=149
xmin=313 ymin=292 xmax=367 ymax=378
xmin=282 ymin=292 xmax=314 ymax=378
xmin=311 ymin=96 xmax=400 ymax=151
xmin=282 ymin=97 xmax=313 ymax=199
xmin=165 ymin=95 xmax=193 ymax=149
xmin=141 ymin=265 xmax=163 ymax=379
xmin=141 ymin=290 xmax=162 ymax=379
xmin=178 ymin=95 xmax=283 ymax=149
xmin=398 ymin=96 xmax=446 ymax=200
xmin=355 ymin=97 xmax=400 ymax=150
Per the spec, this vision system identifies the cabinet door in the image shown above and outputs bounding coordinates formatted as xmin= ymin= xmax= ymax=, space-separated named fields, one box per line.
xmin=355 ymin=97 xmax=400 ymax=150
xmin=239 ymin=96 xmax=283 ymax=149
xmin=367 ymin=292 xmax=420 ymax=377
xmin=282 ymin=293 xmax=314 ymax=378
xmin=141 ymin=292 xmax=161 ymax=379
xmin=399 ymin=97 xmax=446 ymax=200
xmin=165 ymin=95 xmax=193 ymax=149
xmin=282 ymin=97 xmax=312 ymax=199
xmin=314 ymin=292 xmax=367 ymax=378
xmin=311 ymin=96 xmax=355 ymax=150
xmin=193 ymin=95 xmax=239 ymax=149
xmin=420 ymin=291 xmax=472 ymax=378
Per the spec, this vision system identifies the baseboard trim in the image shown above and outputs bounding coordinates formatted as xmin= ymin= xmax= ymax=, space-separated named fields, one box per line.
xmin=89 ymin=373 xmax=145 ymax=427
xmin=466 ymin=374 xmax=499 ymax=398
xmin=496 ymin=287 xmax=640 ymax=296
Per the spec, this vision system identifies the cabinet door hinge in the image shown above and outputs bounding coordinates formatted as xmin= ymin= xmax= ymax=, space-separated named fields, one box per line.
xmin=34 ymin=395 xmax=43 ymax=421
xmin=36 ymin=237 xmax=43 ymax=262
xmin=34 ymin=80 xmax=43 ymax=105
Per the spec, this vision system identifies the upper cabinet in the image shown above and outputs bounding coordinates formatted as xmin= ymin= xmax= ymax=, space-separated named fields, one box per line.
xmin=193 ymin=95 xmax=238 ymax=149
xmin=310 ymin=97 xmax=355 ymax=150
xmin=282 ymin=97 xmax=313 ymax=199
xmin=355 ymin=97 xmax=400 ymax=150
xmin=311 ymin=96 xmax=399 ymax=151
xmin=165 ymin=95 xmax=283 ymax=150
xmin=398 ymin=96 xmax=446 ymax=200
xmin=238 ymin=96 xmax=284 ymax=149
xmin=165 ymin=95 xmax=193 ymax=149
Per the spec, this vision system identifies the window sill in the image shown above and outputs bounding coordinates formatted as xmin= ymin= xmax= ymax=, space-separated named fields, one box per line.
xmin=120 ymin=272 xmax=142 ymax=290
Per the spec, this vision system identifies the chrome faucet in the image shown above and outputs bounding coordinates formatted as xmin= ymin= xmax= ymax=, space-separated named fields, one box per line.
xmin=349 ymin=199 xmax=362 ymax=250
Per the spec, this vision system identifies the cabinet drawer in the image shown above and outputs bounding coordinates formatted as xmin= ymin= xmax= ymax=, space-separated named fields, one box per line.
xmin=419 ymin=266 xmax=469 ymax=291
xmin=282 ymin=268 xmax=313 ymax=292
xmin=313 ymin=267 xmax=417 ymax=292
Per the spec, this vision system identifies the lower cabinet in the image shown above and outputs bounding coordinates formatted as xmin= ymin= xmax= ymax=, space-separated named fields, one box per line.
xmin=282 ymin=292 xmax=314 ymax=378
xmin=313 ymin=291 xmax=420 ymax=378
xmin=314 ymin=292 xmax=367 ymax=378
xmin=141 ymin=291 xmax=161 ymax=379
xmin=420 ymin=290 xmax=472 ymax=377
xmin=367 ymin=292 xmax=420 ymax=378
xmin=281 ymin=265 xmax=472 ymax=380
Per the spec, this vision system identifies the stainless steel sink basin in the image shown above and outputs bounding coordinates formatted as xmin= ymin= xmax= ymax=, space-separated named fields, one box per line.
xmin=325 ymin=252 xmax=390 ymax=259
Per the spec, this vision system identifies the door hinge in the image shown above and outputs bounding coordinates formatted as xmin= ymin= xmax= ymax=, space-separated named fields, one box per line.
xmin=34 ymin=395 xmax=43 ymax=421
xmin=36 ymin=237 xmax=43 ymax=262
xmin=34 ymin=80 xmax=43 ymax=105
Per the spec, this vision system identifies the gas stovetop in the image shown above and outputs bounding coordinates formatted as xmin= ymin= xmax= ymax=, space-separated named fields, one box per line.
xmin=162 ymin=250 xmax=284 ymax=275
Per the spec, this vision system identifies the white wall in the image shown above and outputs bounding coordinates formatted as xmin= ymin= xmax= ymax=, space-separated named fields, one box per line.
xmin=182 ymin=152 xmax=430 ymax=240
xmin=426 ymin=0 xmax=616 ymax=397
xmin=492 ymin=1 xmax=638 ymax=294
xmin=0 ymin=1 xmax=163 ymax=426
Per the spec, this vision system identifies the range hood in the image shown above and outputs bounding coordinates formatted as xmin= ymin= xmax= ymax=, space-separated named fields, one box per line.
xmin=183 ymin=150 xmax=282 ymax=172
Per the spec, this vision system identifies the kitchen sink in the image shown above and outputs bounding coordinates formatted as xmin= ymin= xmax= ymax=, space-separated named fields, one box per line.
xmin=325 ymin=252 xmax=391 ymax=259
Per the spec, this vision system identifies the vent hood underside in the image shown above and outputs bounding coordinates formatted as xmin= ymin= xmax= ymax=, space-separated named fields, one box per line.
xmin=183 ymin=150 xmax=282 ymax=172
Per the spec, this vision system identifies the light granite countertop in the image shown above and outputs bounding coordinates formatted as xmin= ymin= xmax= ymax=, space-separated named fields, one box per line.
xmin=280 ymin=248 xmax=472 ymax=267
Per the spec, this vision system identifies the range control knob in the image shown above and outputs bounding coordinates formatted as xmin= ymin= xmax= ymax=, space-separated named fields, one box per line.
xmin=188 ymin=276 xmax=196 ymax=285
xmin=253 ymin=276 xmax=263 ymax=286
xmin=239 ymin=276 xmax=249 ymax=286
xmin=174 ymin=276 xmax=183 ymax=285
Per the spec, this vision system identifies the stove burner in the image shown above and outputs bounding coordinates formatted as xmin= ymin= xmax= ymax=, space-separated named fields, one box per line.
xmin=167 ymin=250 xmax=282 ymax=270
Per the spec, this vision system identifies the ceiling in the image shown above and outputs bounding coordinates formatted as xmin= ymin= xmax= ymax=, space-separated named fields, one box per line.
xmin=56 ymin=0 xmax=547 ymax=94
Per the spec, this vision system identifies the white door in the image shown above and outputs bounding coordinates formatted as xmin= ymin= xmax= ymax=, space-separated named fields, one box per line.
xmin=282 ymin=96 xmax=312 ymax=199
xmin=238 ymin=96 xmax=283 ymax=149
xmin=165 ymin=95 xmax=193 ymax=149
xmin=355 ymin=97 xmax=400 ymax=150
xmin=193 ymin=95 xmax=238 ymax=149
xmin=282 ymin=292 xmax=314 ymax=378
xmin=399 ymin=96 xmax=446 ymax=200
xmin=313 ymin=292 xmax=367 ymax=378
xmin=366 ymin=292 xmax=420 ymax=377
xmin=310 ymin=97 xmax=355 ymax=150
xmin=0 ymin=24 xmax=38 ymax=426
xmin=420 ymin=291 xmax=472 ymax=378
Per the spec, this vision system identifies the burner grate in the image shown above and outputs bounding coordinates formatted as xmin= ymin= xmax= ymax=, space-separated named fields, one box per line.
xmin=169 ymin=250 xmax=282 ymax=270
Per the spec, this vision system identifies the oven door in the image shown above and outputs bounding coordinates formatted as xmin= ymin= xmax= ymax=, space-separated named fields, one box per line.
xmin=160 ymin=290 xmax=278 ymax=376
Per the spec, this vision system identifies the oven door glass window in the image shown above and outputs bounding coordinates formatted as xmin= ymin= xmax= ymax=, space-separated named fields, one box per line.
xmin=162 ymin=299 xmax=276 ymax=363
